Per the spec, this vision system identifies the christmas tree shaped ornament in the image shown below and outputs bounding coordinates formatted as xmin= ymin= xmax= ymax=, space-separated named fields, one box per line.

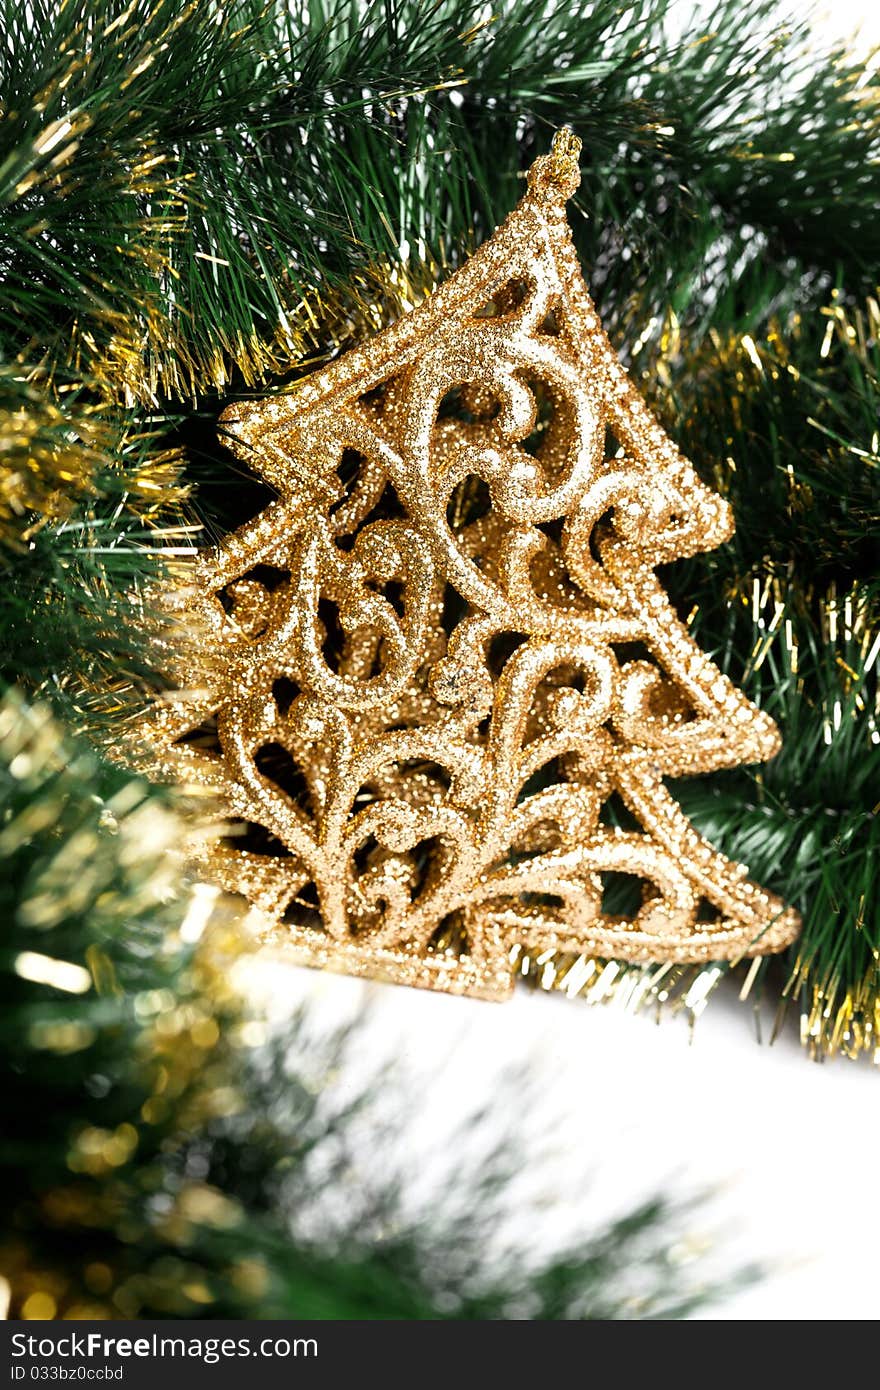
xmin=143 ymin=130 xmax=800 ymax=998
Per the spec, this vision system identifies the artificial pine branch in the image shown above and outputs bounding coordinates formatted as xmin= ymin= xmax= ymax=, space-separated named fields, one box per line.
xmin=3 ymin=2 xmax=878 ymax=397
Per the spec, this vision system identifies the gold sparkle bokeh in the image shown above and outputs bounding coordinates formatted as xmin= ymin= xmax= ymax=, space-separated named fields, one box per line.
xmin=139 ymin=131 xmax=800 ymax=999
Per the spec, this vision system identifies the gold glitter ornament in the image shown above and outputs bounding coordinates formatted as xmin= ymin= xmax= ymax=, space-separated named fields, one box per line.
xmin=143 ymin=131 xmax=800 ymax=999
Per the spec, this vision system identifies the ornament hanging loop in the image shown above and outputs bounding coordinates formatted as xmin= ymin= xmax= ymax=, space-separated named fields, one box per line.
xmin=527 ymin=128 xmax=582 ymax=203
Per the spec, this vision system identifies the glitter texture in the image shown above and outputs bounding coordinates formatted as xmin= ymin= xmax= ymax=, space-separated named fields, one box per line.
xmin=141 ymin=132 xmax=800 ymax=999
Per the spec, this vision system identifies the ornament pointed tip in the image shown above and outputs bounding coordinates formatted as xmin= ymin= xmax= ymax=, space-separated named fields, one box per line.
xmin=527 ymin=128 xmax=582 ymax=203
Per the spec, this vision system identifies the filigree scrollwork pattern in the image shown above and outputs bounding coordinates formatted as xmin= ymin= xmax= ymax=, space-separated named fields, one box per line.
xmin=140 ymin=131 xmax=800 ymax=999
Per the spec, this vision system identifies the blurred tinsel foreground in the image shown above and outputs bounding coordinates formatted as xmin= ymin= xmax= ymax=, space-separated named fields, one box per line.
xmin=0 ymin=0 xmax=878 ymax=1321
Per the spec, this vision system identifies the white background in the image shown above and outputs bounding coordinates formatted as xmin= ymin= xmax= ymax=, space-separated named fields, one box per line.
xmin=240 ymin=954 xmax=878 ymax=1320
